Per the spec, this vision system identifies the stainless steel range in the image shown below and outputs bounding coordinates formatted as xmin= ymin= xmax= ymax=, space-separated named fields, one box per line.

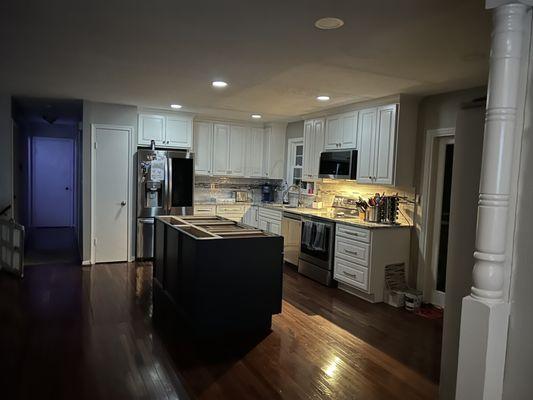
xmin=298 ymin=216 xmax=336 ymax=286
xmin=136 ymin=149 xmax=194 ymax=258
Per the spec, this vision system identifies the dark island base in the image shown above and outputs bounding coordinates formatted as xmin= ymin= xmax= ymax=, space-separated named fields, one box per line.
xmin=153 ymin=280 xmax=274 ymax=337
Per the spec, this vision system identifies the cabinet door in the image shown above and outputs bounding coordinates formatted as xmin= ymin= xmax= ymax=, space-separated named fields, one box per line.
xmin=262 ymin=127 xmax=272 ymax=177
xmin=312 ymin=119 xmax=325 ymax=177
xmin=166 ymin=116 xmax=192 ymax=148
xmin=258 ymin=217 xmax=268 ymax=231
xmin=303 ymin=120 xmax=315 ymax=179
xmin=340 ymin=112 xmax=358 ymax=149
xmin=247 ymin=127 xmax=264 ymax=177
xmin=325 ymin=115 xmax=341 ymax=149
xmin=212 ymin=124 xmax=230 ymax=175
xmin=356 ymin=108 xmax=377 ymax=183
xmin=229 ymin=125 xmax=246 ymax=176
xmin=193 ymin=122 xmax=213 ymax=175
xmin=267 ymin=125 xmax=285 ymax=179
xmin=138 ymin=114 xmax=165 ymax=146
xmin=269 ymin=220 xmax=281 ymax=235
xmin=374 ymin=105 xmax=397 ymax=185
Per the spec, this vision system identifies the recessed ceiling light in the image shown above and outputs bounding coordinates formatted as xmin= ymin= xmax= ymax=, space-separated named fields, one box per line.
xmin=317 ymin=95 xmax=331 ymax=101
xmin=251 ymin=114 xmax=262 ymax=119
xmin=212 ymin=81 xmax=228 ymax=88
xmin=315 ymin=17 xmax=344 ymax=30
xmin=170 ymin=104 xmax=182 ymax=109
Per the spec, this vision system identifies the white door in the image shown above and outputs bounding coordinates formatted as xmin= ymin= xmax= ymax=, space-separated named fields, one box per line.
xmin=247 ymin=127 xmax=264 ymax=177
xmin=31 ymin=137 xmax=74 ymax=227
xmin=356 ymin=108 xmax=377 ymax=183
xmin=166 ymin=116 xmax=192 ymax=148
xmin=193 ymin=122 xmax=213 ymax=175
xmin=212 ymin=124 xmax=230 ymax=175
xmin=229 ymin=125 xmax=246 ymax=176
xmin=138 ymin=114 xmax=165 ymax=146
xmin=341 ymin=111 xmax=358 ymax=149
xmin=325 ymin=115 xmax=341 ymax=149
xmin=92 ymin=125 xmax=131 ymax=263
xmin=258 ymin=217 xmax=268 ymax=231
xmin=269 ymin=220 xmax=281 ymax=235
xmin=374 ymin=105 xmax=397 ymax=185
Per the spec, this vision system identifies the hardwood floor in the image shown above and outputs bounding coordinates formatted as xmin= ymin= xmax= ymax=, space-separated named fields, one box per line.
xmin=0 ymin=262 xmax=441 ymax=400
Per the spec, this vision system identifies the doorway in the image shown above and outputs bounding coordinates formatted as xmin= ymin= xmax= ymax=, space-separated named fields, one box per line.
xmin=420 ymin=129 xmax=456 ymax=307
xmin=11 ymin=97 xmax=83 ymax=266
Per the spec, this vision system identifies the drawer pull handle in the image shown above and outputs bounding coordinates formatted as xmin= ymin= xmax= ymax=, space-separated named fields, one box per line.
xmin=344 ymin=249 xmax=359 ymax=255
xmin=343 ymin=271 xmax=357 ymax=278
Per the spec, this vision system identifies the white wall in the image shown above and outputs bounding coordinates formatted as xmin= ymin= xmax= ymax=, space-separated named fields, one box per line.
xmin=0 ymin=94 xmax=12 ymax=217
xmin=82 ymin=101 xmax=137 ymax=262
xmin=413 ymin=87 xmax=487 ymax=400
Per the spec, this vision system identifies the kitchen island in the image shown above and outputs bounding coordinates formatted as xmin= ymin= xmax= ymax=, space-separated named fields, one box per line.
xmin=153 ymin=215 xmax=284 ymax=335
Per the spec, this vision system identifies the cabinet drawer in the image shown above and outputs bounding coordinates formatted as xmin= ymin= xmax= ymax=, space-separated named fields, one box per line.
xmin=258 ymin=207 xmax=282 ymax=221
xmin=334 ymin=258 xmax=369 ymax=291
xmin=194 ymin=205 xmax=216 ymax=215
xmin=336 ymin=224 xmax=370 ymax=243
xmin=335 ymin=237 xmax=369 ymax=266
xmin=216 ymin=205 xmax=245 ymax=214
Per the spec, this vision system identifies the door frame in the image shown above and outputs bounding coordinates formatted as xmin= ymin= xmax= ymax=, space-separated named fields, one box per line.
xmin=418 ymin=127 xmax=455 ymax=304
xmin=90 ymin=124 xmax=134 ymax=265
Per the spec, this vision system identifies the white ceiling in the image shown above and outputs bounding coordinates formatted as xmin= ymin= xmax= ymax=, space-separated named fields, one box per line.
xmin=0 ymin=0 xmax=491 ymax=122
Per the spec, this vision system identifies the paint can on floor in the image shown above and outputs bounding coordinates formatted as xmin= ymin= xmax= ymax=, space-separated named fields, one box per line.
xmin=404 ymin=290 xmax=422 ymax=312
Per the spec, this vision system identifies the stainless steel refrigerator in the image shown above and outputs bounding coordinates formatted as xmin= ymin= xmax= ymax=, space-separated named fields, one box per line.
xmin=136 ymin=149 xmax=194 ymax=258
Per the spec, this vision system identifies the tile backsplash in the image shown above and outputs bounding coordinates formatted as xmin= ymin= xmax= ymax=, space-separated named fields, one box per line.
xmin=194 ymin=176 xmax=283 ymax=203
xmin=314 ymin=180 xmax=416 ymax=226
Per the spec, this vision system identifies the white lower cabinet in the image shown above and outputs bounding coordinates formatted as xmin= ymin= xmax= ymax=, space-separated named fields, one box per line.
xmin=215 ymin=204 xmax=248 ymax=222
xmin=334 ymin=223 xmax=411 ymax=303
xmin=243 ymin=206 xmax=259 ymax=227
xmin=194 ymin=205 xmax=216 ymax=216
xmin=257 ymin=207 xmax=282 ymax=234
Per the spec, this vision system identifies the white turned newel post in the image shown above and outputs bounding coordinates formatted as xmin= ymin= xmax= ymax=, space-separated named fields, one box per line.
xmin=455 ymin=1 xmax=532 ymax=400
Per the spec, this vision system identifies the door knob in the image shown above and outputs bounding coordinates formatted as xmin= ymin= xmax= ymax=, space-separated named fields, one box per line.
xmin=121 ymin=201 xmax=127 ymax=206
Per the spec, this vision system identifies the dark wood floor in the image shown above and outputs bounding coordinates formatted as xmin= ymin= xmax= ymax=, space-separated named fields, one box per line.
xmin=0 ymin=262 xmax=441 ymax=400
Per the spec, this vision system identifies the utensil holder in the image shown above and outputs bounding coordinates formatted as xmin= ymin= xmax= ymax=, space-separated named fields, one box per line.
xmin=365 ymin=206 xmax=380 ymax=222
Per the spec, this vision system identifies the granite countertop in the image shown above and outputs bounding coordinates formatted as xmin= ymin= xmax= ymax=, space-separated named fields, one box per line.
xmin=193 ymin=201 xmax=411 ymax=229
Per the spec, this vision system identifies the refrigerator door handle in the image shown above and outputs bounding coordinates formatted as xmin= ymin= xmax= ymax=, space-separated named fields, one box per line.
xmin=166 ymin=157 xmax=172 ymax=213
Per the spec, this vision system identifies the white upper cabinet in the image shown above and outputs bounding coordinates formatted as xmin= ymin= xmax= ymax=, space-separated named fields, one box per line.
xmin=229 ymin=125 xmax=246 ymax=176
xmin=166 ymin=116 xmax=192 ymax=148
xmin=356 ymin=104 xmax=398 ymax=185
xmin=374 ymin=105 xmax=397 ymax=185
xmin=193 ymin=122 xmax=213 ymax=176
xmin=325 ymin=112 xmax=358 ymax=150
xmin=247 ymin=127 xmax=264 ymax=178
xmin=356 ymin=108 xmax=378 ymax=184
xmin=303 ymin=118 xmax=325 ymax=180
xmin=212 ymin=123 xmax=230 ymax=175
xmin=138 ymin=113 xmax=193 ymax=149
xmin=262 ymin=123 xmax=286 ymax=179
xmin=138 ymin=114 xmax=165 ymax=146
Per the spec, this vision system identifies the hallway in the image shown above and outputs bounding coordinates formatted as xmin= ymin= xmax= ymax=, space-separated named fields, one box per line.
xmin=24 ymin=227 xmax=79 ymax=266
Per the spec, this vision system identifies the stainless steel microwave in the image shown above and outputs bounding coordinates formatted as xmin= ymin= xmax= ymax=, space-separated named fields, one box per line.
xmin=318 ymin=149 xmax=358 ymax=180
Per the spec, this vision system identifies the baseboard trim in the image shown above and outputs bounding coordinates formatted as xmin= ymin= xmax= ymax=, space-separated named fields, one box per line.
xmin=81 ymin=260 xmax=92 ymax=266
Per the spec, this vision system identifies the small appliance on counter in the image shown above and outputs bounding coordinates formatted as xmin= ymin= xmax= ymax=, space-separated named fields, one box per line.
xmin=261 ymin=183 xmax=275 ymax=203
xmin=234 ymin=190 xmax=249 ymax=203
